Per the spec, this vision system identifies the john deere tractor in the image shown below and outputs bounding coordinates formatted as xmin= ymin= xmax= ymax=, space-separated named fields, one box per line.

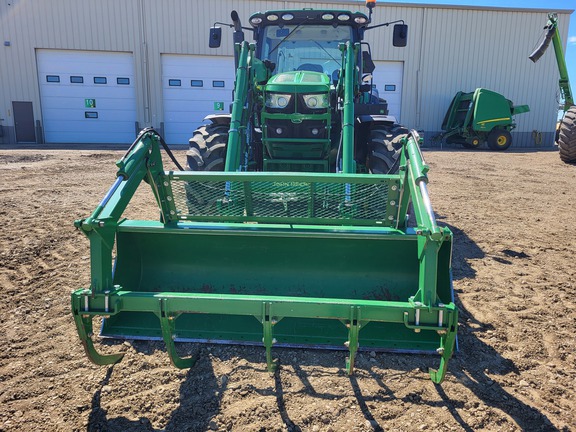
xmin=187 ymin=3 xmax=409 ymax=174
xmin=72 ymin=1 xmax=457 ymax=385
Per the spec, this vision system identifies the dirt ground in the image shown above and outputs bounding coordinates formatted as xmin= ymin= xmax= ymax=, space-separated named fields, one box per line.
xmin=0 ymin=146 xmax=575 ymax=432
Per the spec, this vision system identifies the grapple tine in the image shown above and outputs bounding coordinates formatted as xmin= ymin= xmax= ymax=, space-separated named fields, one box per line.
xmin=73 ymin=313 xmax=124 ymax=366
xmin=262 ymin=303 xmax=278 ymax=372
xmin=344 ymin=306 xmax=360 ymax=375
xmin=429 ymin=309 xmax=458 ymax=384
xmin=159 ymin=307 xmax=198 ymax=369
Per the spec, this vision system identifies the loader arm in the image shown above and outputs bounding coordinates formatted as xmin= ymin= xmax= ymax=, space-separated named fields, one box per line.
xmin=529 ymin=13 xmax=574 ymax=110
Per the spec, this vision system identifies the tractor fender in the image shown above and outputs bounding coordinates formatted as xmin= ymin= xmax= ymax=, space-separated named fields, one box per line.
xmin=203 ymin=114 xmax=232 ymax=126
xmin=356 ymin=114 xmax=397 ymax=125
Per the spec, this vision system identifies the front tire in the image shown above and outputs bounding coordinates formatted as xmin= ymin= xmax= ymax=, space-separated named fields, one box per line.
xmin=558 ymin=106 xmax=576 ymax=163
xmin=367 ymin=125 xmax=408 ymax=174
xmin=186 ymin=123 xmax=229 ymax=171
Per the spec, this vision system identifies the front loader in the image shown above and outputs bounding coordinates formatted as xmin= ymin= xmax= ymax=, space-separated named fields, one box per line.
xmin=72 ymin=1 xmax=458 ymax=384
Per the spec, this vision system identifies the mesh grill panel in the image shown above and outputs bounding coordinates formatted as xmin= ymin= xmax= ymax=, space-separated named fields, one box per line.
xmin=168 ymin=175 xmax=400 ymax=226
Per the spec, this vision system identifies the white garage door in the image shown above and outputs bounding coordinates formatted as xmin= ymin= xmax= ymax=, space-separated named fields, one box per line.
xmin=372 ymin=61 xmax=404 ymax=122
xmin=162 ymin=55 xmax=235 ymax=145
xmin=37 ymin=50 xmax=136 ymax=144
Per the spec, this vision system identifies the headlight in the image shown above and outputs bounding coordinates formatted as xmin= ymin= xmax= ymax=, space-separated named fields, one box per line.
xmin=303 ymin=94 xmax=329 ymax=109
xmin=266 ymin=93 xmax=292 ymax=108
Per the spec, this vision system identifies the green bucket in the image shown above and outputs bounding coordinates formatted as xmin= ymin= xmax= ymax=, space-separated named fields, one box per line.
xmin=101 ymin=222 xmax=452 ymax=352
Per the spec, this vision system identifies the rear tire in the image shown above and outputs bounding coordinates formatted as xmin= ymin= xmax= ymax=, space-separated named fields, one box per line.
xmin=487 ymin=129 xmax=512 ymax=151
xmin=367 ymin=125 xmax=408 ymax=174
xmin=558 ymin=106 xmax=576 ymax=163
xmin=187 ymin=123 xmax=229 ymax=171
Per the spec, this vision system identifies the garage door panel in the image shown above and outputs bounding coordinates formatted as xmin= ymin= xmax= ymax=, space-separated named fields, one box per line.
xmin=44 ymin=120 xmax=134 ymax=133
xmin=163 ymin=90 xmax=230 ymax=101
xmin=373 ymin=61 xmax=403 ymax=122
xmin=38 ymin=51 xmax=133 ymax=71
xmin=164 ymin=93 xmax=230 ymax=105
xmin=40 ymin=85 xmax=135 ymax=98
xmin=42 ymin=108 xmax=136 ymax=122
xmin=37 ymin=49 xmax=136 ymax=144
xmin=44 ymin=130 xmax=136 ymax=143
xmin=165 ymin=108 xmax=227 ymax=122
xmin=41 ymin=97 xmax=135 ymax=111
xmin=164 ymin=108 xmax=218 ymax=123
xmin=162 ymin=54 xmax=235 ymax=145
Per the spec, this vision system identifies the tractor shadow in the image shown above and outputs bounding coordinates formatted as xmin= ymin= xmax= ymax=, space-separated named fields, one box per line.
xmin=274 ymin=320 xmax=558 ymax=432
xmin=435 ymin=219 xmax=484 ymax=280
xmin=87 ymin=329 xmax=559 ymax=432
xmin=86 ymin=344 xmax=227 ymax=432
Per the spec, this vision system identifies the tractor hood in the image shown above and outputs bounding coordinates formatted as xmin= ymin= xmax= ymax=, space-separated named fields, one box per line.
xmin=265 ymin=71 xmax=330 ymax=93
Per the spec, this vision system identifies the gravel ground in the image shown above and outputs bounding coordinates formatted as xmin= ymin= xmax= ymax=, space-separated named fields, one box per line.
xmin=0 ymin=147 xmax=574 ymax=431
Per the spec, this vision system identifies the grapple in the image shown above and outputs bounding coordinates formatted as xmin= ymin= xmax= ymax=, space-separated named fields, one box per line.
xmin=72 ymin=129 xmax=457 ymax=383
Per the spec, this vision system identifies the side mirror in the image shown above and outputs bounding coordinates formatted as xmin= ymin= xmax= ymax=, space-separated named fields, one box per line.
xmin=209 ymin=27 xmax=222 ymax=48
xmin=393 ymin=24 xmax=408 ymax=47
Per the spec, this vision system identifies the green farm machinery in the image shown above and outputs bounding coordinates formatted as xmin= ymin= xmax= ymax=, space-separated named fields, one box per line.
xmin=530 ymin=13 xmax=576 ymax=163
xmin=72 ymin=1 xmax=458 ymax=384
xmin=439 ymin=88 xmax=529 ymax=150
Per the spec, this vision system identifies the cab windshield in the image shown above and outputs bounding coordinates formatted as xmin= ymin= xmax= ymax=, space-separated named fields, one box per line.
xmin=260 ymin=25 xmax=353 ymax=78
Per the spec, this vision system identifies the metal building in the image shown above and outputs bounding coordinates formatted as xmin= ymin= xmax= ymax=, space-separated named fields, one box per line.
xmin=0 ymin=0 xmax=572 ymax=147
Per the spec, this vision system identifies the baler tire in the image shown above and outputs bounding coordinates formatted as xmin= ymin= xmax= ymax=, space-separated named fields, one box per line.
xmin=368 ymin=125 xmax=408 ymax=175
xmin=487 ymin=129 xmax=512 ymax=151
xmin=558 ymin=106 xmax=576 ymax=163
xmin=186 ymin=123 xmax=229 ymax=171
xmin=462 ymin=136 xmax=482 ymax=149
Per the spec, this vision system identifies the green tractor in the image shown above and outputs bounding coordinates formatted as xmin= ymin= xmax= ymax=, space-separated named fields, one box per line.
xmin=72 ymin=1 xmax=457 ymax=384
xmin=188 ymin=4 xmax=409 ymax=174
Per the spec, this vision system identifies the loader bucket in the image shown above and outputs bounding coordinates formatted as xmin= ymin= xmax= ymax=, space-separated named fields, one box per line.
xmin=72 ymin=129 xmax=458 ymax=383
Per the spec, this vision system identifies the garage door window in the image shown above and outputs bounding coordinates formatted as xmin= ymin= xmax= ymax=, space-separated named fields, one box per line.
xmin=94 ymin=77 xmax=107 ymax=84
xmin=117 ymin=77 xmax=130 ymax=85
xmin=70 ymin=76 xmax=84 ymax=84
xmin=213 ymin=80 xmax=225 ymax=88
xmin=169 ymin=79 xmax=181 ymax=86
xmin=191 ymin=80 xmax=203 ymax=87
xmin=46 ymin=75 xmax=60 ymax=83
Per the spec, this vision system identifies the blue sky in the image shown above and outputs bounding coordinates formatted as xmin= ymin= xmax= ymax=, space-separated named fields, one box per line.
xmin=394 ymin=0 xmax=575 ymax=99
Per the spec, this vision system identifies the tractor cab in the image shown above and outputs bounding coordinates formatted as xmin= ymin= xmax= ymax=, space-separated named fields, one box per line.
xmin=203 ymin=2 xmax=408 ymax=175
xmin=251 ymin=11 xmax=365 ymax=76
xmin=249 ymin=11 xmax=373 ymax=171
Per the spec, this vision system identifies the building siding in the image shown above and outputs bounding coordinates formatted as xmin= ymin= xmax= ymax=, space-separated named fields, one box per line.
xmin=0 ymin=0 xmax=571 ymax=146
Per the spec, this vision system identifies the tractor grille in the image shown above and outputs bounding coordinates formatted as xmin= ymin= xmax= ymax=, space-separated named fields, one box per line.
xmin=165 ymin=172 xmax=402 ymax=227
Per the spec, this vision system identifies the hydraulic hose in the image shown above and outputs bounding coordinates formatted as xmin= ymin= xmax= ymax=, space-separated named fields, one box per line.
xmin=120 ymin=127 xmax=184 ymax=172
